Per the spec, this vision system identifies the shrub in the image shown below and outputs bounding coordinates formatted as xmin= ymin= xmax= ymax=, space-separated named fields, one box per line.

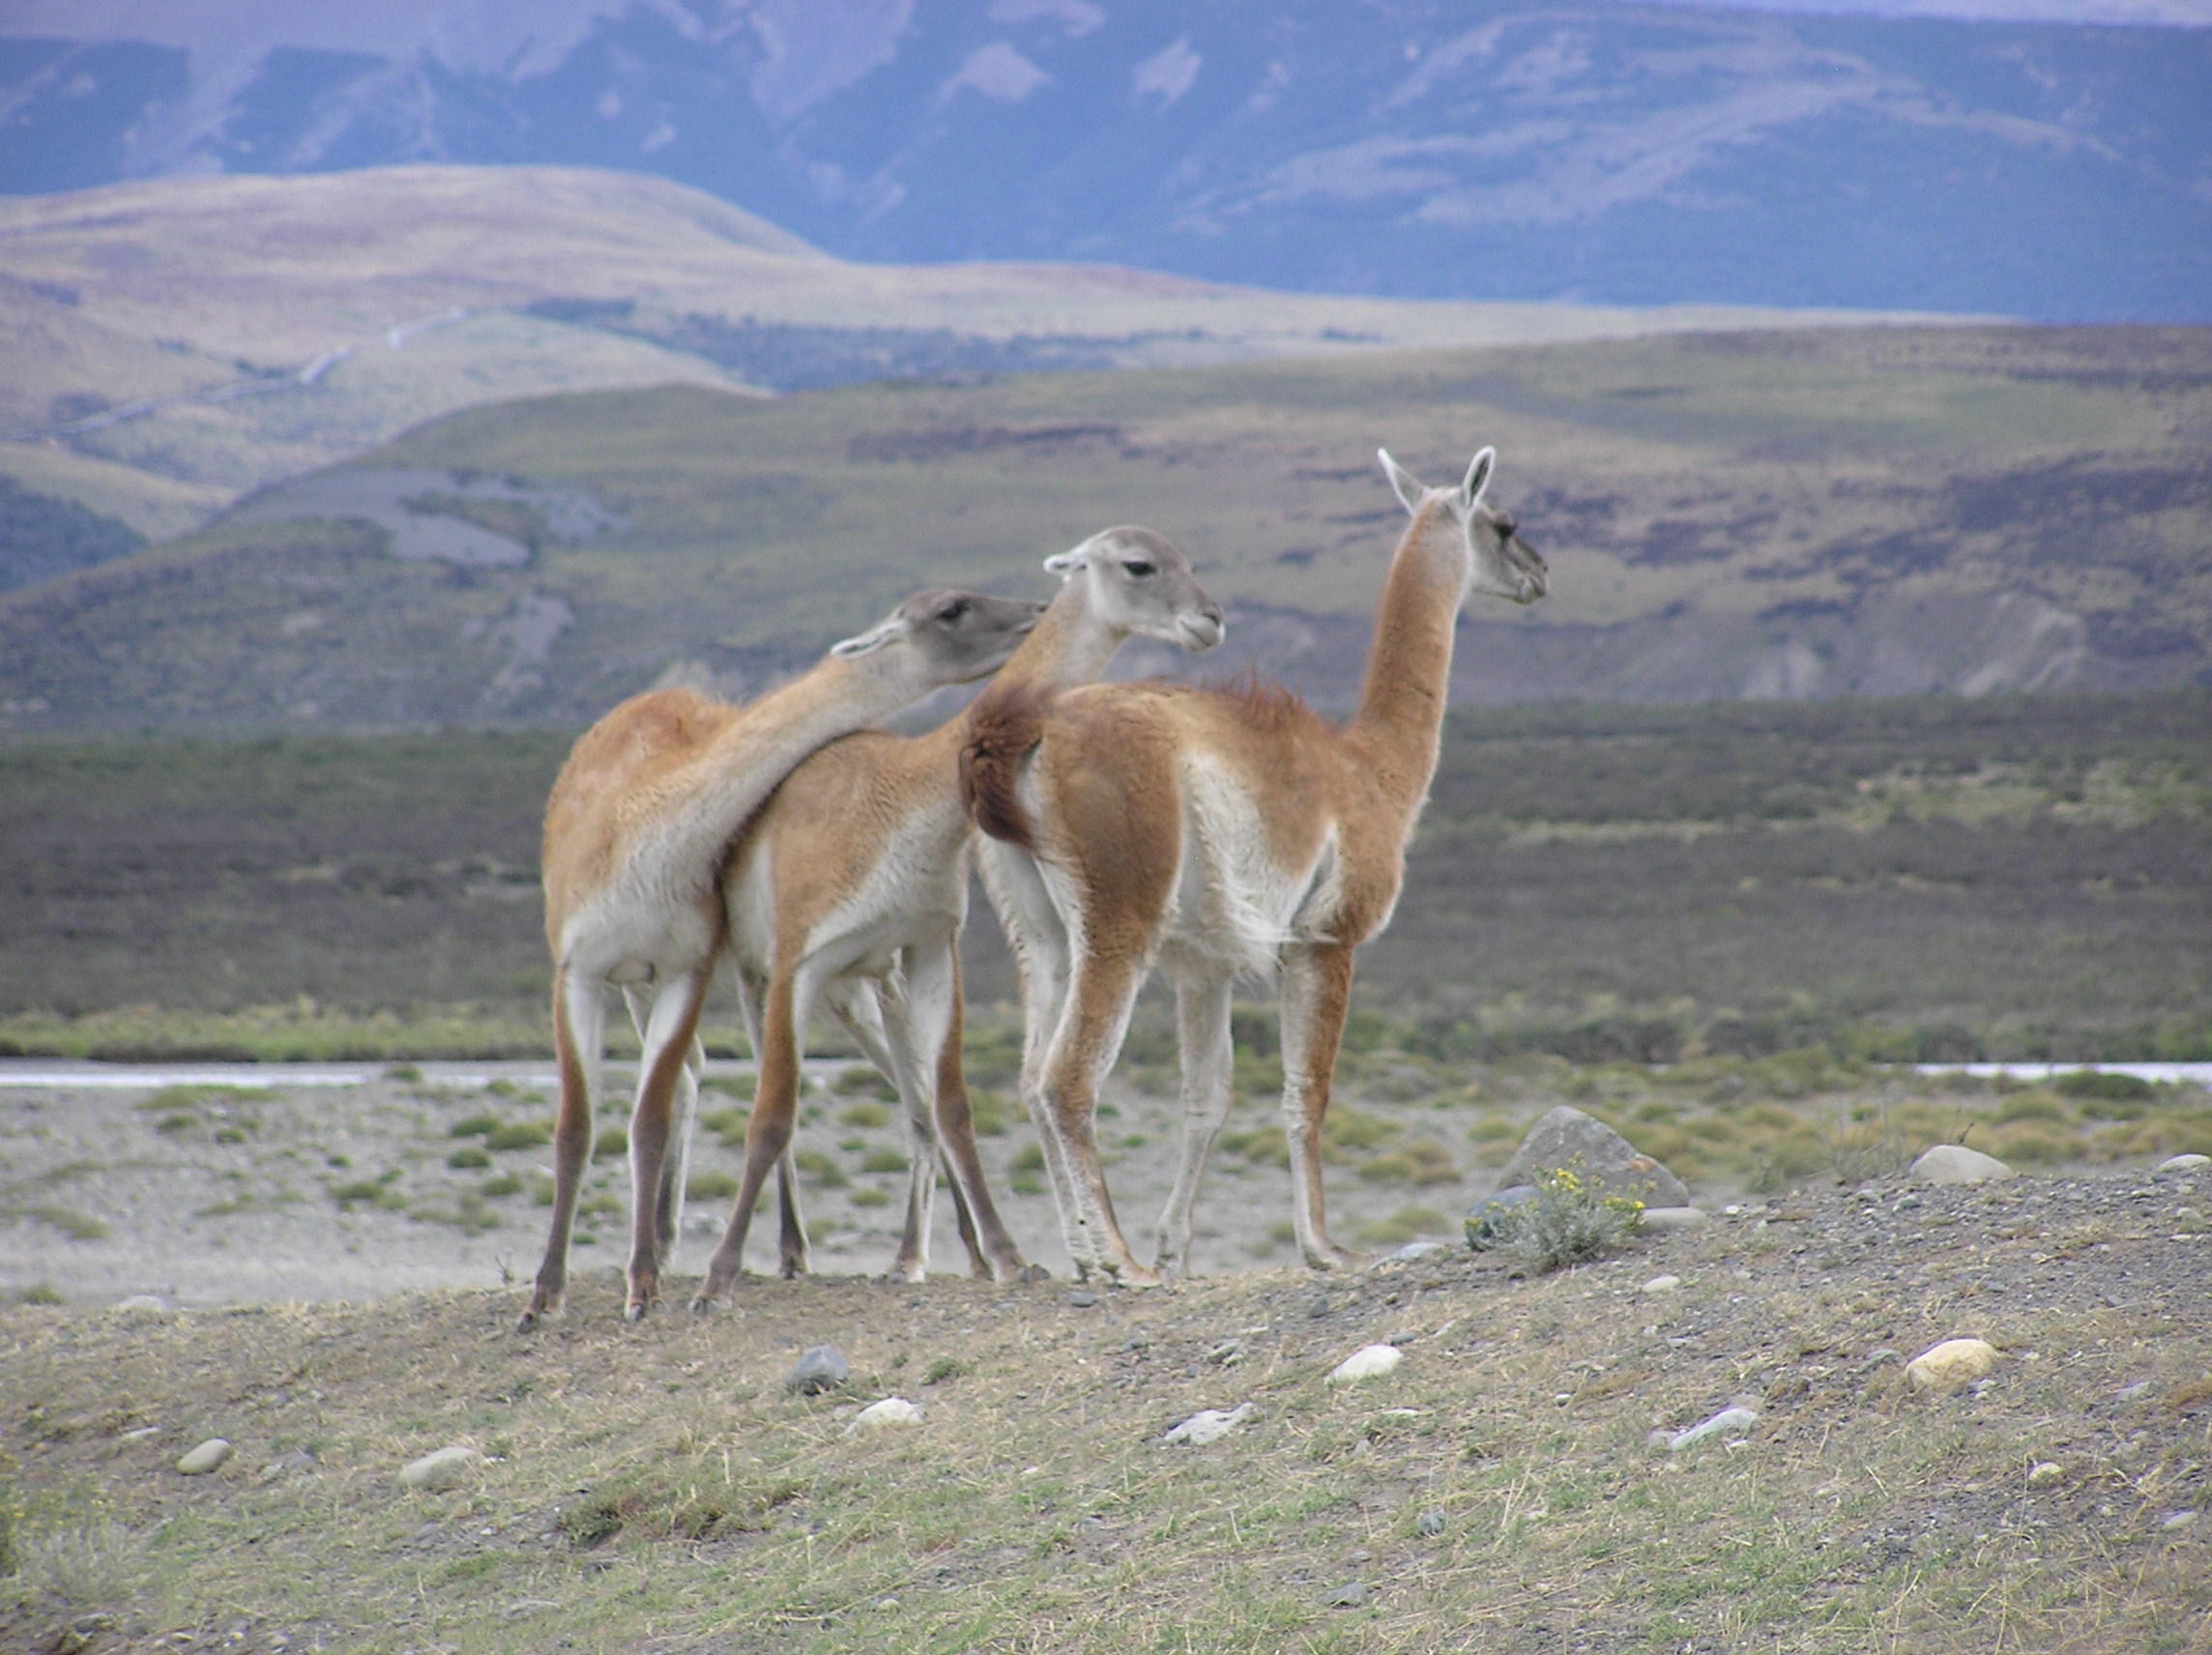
xmin=923 ymin=1356 xmax=969 ymax=1384
xmin=860 ymin=1148 xmax=908 ymax=1174
xmin=702 ymin=1107 xmax=750 ymax=1146
xmin=2054 ymin=1069 xmax=2156 ymax=1102
xmin=486 ymin=1120 xmax=552 ymax=1151
xmin=967 ymin=1089 xmax=1013 ymax=1136
xmin=1222 ymin=1126 xmax=1289 ymax=1169
xmin=835 ymin=1066 xmax=894 ymax=1100
xmin=792 ymin=1149 xmax=846 ymax=1188
xmin=686 ymin=1171 xmax=740 ymax=1202
xmin=702 ymin=1073 xmax=756 ymax=1100
xmin=849 ymin=1186 xmax=891 ymax=1206
xmin=1466 ymin=1164 xmax=1642 ymax=1274
xmin=1324 ymin=1105 xmax=1401 ymax=1153
xmin=593 ymin=1128 xmax=627 ymax=1161
xmin=1994 ymin=1091 xmax=2070 ymax=1125
xmin=480 ymin=1173 xmax=524 ymax=1198
xmin=839 ymin=1100 xmax=893 ymax=1129
xmin=450 ymin=1113 xmax=500 ymax=1139
xmin=446 ymin=1147 xmax=492 ymax=1170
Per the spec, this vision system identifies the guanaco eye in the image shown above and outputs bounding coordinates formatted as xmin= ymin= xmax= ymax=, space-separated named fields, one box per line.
xmin=1122 ymin=560 xmax=1156 ymax=577
xmin=939 ymin=599 xmax=969 ymax=621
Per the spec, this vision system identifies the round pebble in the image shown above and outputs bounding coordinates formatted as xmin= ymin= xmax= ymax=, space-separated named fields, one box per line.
xmin=787 ymin=1345 xmax=851 ymax=1395
xmin=1642 ymin=1274 xmax=1681 ymax=1293
xmin=2027 ymin=1462 xmax=2064 ymax=1488
xmin=1906 ymin=1338 xmax=2000 ymax=1393
xmin=176 ymin=1438 xmax=232 ymax=1475
xmin=1326 ymin=1345 xmax=1403 ymax=1383
xmin=400 ymin=1445 xmax=485 ymax=1491
xmin=847 ymin=1397 xmax=922 ymax=1434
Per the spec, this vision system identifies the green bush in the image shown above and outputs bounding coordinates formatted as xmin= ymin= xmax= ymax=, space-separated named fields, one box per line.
xmin=2053 ymin=1069 xmax=2156 ymax=1101
xmin=593 ymin=1127 xmax=627 ymax=1160
xmin=686 ymin=1171 xmax=739 ymax=1202
xmin=702 ymin=1106 xmax=750 ymax=1146
xmin=860 ymin=1147 xmax=909 ymax=1174
xmin=480 ymin=1173 xmax=524 ymax=1198
xmin=450 ymin=1113 xmax=500 ymax=1139
xmin=792 ymin=1150 xmax=847 ymax=1188
xmin=835 ymin=1065 xmax=894 ymax=1100
xmin=1466 ymin=1164 xmax=1642 ymax=1274
xmin=839 ymin=1101 xmax=892 ymax=1129
xmin=486 ymin=1120 xmax=552 ymax=1151
xmin=446 ymin=1147 xmax=492 ymax=1170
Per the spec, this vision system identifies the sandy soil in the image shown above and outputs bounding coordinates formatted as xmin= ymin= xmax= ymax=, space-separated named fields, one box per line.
xmin=0 ymin=1060 xmax=1498 ymax=1308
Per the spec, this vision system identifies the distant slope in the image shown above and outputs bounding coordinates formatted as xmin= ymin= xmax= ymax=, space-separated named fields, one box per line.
xmin=1 ymin=323 xmax=2204 ymax=734
xmin=0 ymin=165 xmax=1895 ymax=541
xmin=3 ymin=0 xmax=2208 ymax=319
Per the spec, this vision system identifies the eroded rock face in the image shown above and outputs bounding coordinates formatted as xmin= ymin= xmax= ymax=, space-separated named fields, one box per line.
xmin=1910 ymin=1145 xmax=2015 ymax=1186
xmin=1494 ymin=1106 xmax=1690 ymax=1207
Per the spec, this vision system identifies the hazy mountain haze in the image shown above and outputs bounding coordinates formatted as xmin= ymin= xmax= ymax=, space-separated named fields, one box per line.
xmin=6 ymin=0 xmax=2206 ymax=318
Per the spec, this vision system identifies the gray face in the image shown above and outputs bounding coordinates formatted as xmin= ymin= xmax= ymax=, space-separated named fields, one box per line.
xmin=1065 ymin=525 xmax=1226 ymax=652
xmin=1472 ymin=505 xmax=1548 ymax=605
xmin=898 ymin=589 xmax=1049 ymax=682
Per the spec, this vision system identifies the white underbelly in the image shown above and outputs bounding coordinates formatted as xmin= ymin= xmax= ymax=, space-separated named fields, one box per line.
xmin=1153 ymin=755 xmax=1342 ymax=979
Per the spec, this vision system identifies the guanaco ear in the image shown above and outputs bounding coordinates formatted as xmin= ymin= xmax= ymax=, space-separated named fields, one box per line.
xmin=1380 ymin=449 xmax=1427 ymax=516
xmin=1042 ymin=535 xmax=1099 ymax=576
xmin=1459 ymin=446 xmax=1497 ymax=513
xmin=829 ymin=611 xmax=910 ymax=659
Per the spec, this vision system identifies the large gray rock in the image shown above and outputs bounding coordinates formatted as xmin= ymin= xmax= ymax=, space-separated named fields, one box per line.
xmin=786 ymin=1346 xmax=850 ymax=1395
xmin=1909 ymin=1145 xmax=2014 ymax=1185
xmin=1494 ymin=1107 xmax=1690 ymax=1207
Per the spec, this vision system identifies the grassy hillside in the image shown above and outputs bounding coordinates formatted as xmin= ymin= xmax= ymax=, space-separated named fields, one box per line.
xmin=3 ymin=1177 xmax=2207 ymax=1653
xmin=2 ymin=691 xmax=2203 ymax=1063
xmin=0 ymin=166 xmax=1851 ymax=541
xmin=2 ymin=323 xmax=2204 ymax=734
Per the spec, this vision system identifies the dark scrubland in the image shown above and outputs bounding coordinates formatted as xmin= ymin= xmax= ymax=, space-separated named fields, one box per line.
xmin=6 ymin=325 xmax=2210 ymax=732
xmin=0 ymin=689 xmax=2203 ymax=1064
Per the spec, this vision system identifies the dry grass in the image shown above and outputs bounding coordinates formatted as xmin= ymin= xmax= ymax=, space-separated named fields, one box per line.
xmin=3 ymin=1184 xmax=2207 ymax=1654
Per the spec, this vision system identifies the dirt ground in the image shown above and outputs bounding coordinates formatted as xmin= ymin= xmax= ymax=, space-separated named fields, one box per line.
xmin=0 ymin=1058 xmax=1505 ymax=1307
xmin=1 ymin=1165 xmax=2207 ymax=1654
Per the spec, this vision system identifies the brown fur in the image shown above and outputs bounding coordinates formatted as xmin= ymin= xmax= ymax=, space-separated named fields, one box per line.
xmin=968 ymin=454 xmax=1544 ymax=1285
xmin=959 ymin=677 xmax=1055 ymax=851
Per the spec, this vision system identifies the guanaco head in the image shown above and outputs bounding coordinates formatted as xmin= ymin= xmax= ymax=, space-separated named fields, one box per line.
xmin=1378 ymin=446 xmax=1548 ymax=606
xmin=830 ymin=588 xmax=1047 ymax=687
xmin=1041 ymin=526 xmax=1225 ymax=653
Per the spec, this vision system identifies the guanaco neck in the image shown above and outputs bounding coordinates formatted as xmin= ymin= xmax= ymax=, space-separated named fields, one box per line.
xmin=1345 ymin=500 xmax=1469 ymax=822
xmin=632 ymin=654 xmax=913 ymax=886
xmin=910 ymin=573 xmax=1122 ymax=770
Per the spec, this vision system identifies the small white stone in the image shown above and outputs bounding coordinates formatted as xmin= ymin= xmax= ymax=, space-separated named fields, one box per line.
xmin=2026 ymin=1462 xmax=2063 ymax=1489
xmin=176 ymin=1438 xmax=232 ymax=1475
xmin=1637 ymin=1207 xmax=1708 ymax=1233
xmin=847 ymin=1397 xmax=922 ymax=1435
xmin=1906 ymin=1338 xmax=2000 ymax=1393
xmin=1326 ymin=1345 xmax=1403 ymax=1383
xmin=113 ymin=1294 xmax=171 ymax=1319
xmin=1642 ymin=1274 xmax=1681 ymax=1293
xmin=2163 ymin=1510 xmax=2198 ymax=1531
xmin=1162 ymin=1402 xmax=1255 ymax=1446
xmin=400 ymin=1445 xmax=485 ymax=1491
xmin=1668 ymin=1406 xmax=1759 ymax=1452
xmin=2156 ymin=1153 xmax=2210 ymax=1175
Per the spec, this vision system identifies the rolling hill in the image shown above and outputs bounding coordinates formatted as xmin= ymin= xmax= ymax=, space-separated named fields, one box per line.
xmin=1 ymin=321 xmax=2204 ymax=735
xmin=0 ymin=165 xmax=1886 ymax=548
xmin=4 ymin=0 xmax=2208 ymax=320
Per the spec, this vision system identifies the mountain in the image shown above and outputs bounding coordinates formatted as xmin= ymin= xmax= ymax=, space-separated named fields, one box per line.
xmin=0 ymin=164 xmax=1883 ymax=545
xmin=2 ymin=322 xmax=2203 ymax=735
xmin=3 ymin=1 xmax=2207 ymax=321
